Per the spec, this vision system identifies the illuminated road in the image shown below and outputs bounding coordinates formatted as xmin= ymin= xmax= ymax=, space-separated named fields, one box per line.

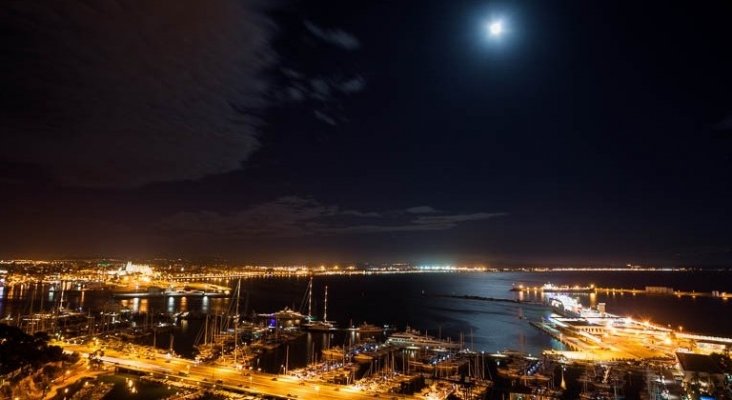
xmin=60 ymin=342 xmax=413 ymax=399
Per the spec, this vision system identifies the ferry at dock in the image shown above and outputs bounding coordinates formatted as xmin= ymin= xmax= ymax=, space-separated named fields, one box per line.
xmin=511 ymin=282 xmax=596 ymax=293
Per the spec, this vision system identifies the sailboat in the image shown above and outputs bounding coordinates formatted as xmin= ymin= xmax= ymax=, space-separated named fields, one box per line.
xmin=302 ymin=284 xmax=337 ymax=331
xmin=193 ymin=278 xmax=254 ymax=362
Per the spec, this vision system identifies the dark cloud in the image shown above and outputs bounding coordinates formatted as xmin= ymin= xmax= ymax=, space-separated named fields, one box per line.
xmin=281 ymin=68 xmax=304 ymax=79
xmin=337 ymin=76 xmax=366 ymax=94
xmin=310 ymin=79 xmax=332 ymax=100
xmin=158 ymin=197 xmax=505 ymax=238
xmin=406 ymin=206 xmax=438 ymax=214
xmin=313 ymin=110 xmax=337 ymax=126
xmin=159 ymin=196 xmax=333 ymax=238
xmin=713 ymin=114 xmax=732 ymax=132
xmin=304 ymin=20 xmax=360 ymax=50
xmin=0 ymin=0 xmax=276 ymax=187
xmin=331 ymin=212 xmax=508 ymax=234
xmin=275 ymin=21 xmax=365 ymax=126
xmin=286 ymin=87 xmax=306 ymax=102
xmin=279 ymin=73 xmax=366 ymax=125
xmin=413 ymin=213 xmax=508 ymax=225
xmin=340 ymin=210 xmax=382 ymax=218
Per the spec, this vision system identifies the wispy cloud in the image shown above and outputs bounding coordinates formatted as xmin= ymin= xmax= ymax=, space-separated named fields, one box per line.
xmin=158 ymin=197 xmax=506 ymax=238
xmin=275 ymin=21 xmax=364 ymax=126
xmin=413 ymin=213 xmax=508 ymax=225
xmin=280 ymin=73 xmax=366 ymax=125
xmin=159 ymin=197 xmax=334 ymax=238
xmin=406 ymin=206 xmax=439 ymax=214
xmin=314 ymin=110 xmax=337 ymax=126
xmin=330 ymin=212 xmax=508 ymax=234
xmin=310 ymin=79 xmax=332 ymax=100
xmin=712 ymin=114 xmax=732 ymax=139
xmin=304 ymin=21 xmax=360 ymax=50
xmin=340 ymin=210 xmax=382 ymax=218
xmin=713 ymin=114 xmax=732 ymax=132
xmin=338 ymin=76 xmax=366 ymax=94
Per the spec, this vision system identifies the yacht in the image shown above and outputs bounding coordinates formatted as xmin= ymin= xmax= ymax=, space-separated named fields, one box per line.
xmin=347 ymin=322 xmax=383 ymax=334
xmin=386 ymin=327 xmax=461 ymax=350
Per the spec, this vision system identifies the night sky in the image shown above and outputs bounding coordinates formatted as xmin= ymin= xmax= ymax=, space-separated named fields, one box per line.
xmin=1 ymin=0 xmax=731 ymax=265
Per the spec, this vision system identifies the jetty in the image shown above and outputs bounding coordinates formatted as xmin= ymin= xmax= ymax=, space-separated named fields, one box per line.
xmin=512 ymin=284 xmax=731 ymax=300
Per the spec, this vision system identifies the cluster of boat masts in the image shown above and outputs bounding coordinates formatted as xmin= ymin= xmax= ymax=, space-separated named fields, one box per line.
xmin=254 ymin=277 xmax=384 ymax=333
xmin=193 ymin=277 xmax=466 ymax=363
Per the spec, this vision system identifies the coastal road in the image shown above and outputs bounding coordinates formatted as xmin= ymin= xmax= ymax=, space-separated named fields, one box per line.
xmin=59 ymin=342 xmax=412 ymax=400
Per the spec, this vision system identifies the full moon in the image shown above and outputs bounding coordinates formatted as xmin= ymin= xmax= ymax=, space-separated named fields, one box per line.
xmin=488 ymin=21 xmax=503 ymax=37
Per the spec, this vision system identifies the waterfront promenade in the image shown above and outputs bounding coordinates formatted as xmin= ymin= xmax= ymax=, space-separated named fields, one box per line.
xmin=57 ymin=341 xmax=416 ymax=399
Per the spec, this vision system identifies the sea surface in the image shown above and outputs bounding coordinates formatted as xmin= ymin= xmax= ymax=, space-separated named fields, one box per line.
xmin=2 ymin=270 xmax=732 ymax=372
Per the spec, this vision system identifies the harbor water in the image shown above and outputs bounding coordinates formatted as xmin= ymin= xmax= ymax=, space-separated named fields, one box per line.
xmin=2 ymin=271 xmax=732 ymax=372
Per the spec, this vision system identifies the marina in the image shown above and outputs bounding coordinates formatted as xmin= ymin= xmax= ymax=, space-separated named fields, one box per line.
xmin=2 ymin=268 xmax=732 ymax=399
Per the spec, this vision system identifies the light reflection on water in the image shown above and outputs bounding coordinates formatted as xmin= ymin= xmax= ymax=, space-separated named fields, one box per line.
xmin=201 ymin=295 xmax=209 ymax=313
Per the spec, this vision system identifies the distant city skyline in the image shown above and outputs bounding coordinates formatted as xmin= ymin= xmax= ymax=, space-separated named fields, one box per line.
xmin=1 ymin=0 xmax=731 ymax=266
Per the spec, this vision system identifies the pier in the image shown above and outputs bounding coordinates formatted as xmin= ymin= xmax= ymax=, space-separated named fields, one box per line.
xmin=513 ymin=284 xmax=731 ymax=300
xmin=532 ymin=294 xmax=732 ymax=362
xmin=595 ymin=286 xmax=730 ymax=300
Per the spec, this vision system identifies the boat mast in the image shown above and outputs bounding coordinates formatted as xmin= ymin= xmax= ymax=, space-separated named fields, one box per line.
xmin=234 ymin=278 xmax=241 ymax=364
xmin=58 ymin=281 xmax=65 ymax=312
xmin=204 ymin=314 xmax=209 ymax=345
xmin=308 ymin=277 xmax=313 ymax=320
xmin=323 ymin=285 xmax=328 ymax=322
xmin=39 ymin=283 xmax=44 ymax=315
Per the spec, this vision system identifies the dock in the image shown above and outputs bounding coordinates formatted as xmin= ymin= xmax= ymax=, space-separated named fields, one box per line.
xmin=513 ymin=285 xmax=730 ymax=300
xmin=531 ymin=294 xmax=732 ymax=362
xmin=595 ymin=286 xmax=730 ymax=300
